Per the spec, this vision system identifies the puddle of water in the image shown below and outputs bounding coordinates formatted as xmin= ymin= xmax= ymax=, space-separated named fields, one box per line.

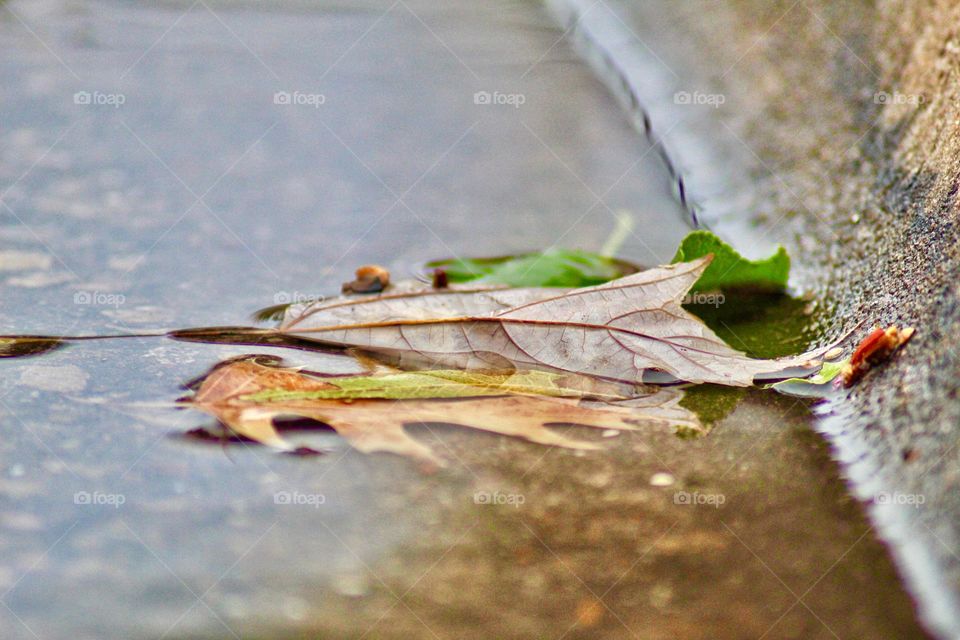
xmin=0 ymin=0 xmax=929 ymax=639
xmin=686 ymin=291 xmax=817 ymax=359
xmin=0 ymin=287 xmax=930 ymax=639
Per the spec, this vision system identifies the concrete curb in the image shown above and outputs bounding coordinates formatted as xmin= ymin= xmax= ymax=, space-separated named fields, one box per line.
xmin=546 ymin=1 xmax=960 ymax=638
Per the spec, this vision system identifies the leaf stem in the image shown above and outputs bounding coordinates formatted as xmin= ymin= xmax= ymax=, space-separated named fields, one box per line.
xmin=600 ymin=209 xmax=635 ymax=257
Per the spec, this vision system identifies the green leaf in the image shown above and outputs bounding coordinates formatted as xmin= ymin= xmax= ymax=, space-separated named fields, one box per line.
xmin=243 ymin=369 xmax=629 ymax=402
xmin=426 ymin=249 xmax=638 ymax=288
xmin=671 ymin=230 xmax=789 ymax=292
xmin=767 ymin=358 xmax=848 ymax=397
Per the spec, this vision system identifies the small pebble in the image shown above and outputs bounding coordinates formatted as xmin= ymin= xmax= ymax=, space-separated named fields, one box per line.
xmin=649 ymin=472 xmax=675 ymax=487
xmin=0 ymin=250 xmax=52 ymax=271
xmin=586 ymin=470 xmax=612 ymax=488
xmin=280 ymin=595 xmax=309 ymax=621
xmin=575 ymin=598 xmax=604 ymax=628
xmin=333 ymin=571 xmax=369 ymax=598
xmin=221 ymin=594 xmax=248 ymax=619
xmin=2 ymin=512 xmax=43 ymax=531
xmin=648 ymin=583 xmax=674 ymax=609
xmin=824 ymin=347 xmax=844 ymax=360
xmin=19 ymin=365 xmax=88 ymax=393
xmin=601 ymin=429 xmax=620 ymax=438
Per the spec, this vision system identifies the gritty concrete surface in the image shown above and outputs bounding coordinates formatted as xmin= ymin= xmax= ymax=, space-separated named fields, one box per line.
xmin=575 ymin=1 xmax=960 ymax=637
xmin=0 ymin=0 xmax=931 ymax=638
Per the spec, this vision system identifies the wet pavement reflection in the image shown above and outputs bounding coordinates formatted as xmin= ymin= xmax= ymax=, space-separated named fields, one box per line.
xmin=0 ymin=1 xmax=927 ymax=638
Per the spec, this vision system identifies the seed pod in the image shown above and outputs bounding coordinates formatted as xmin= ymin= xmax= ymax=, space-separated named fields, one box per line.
xmin=342 ymin=264 xmax=390 ymax=294
xmin=838 ymin=325 xmax=914 ymax=387
xmin=432 ymin=267 xmax=449 ymax=289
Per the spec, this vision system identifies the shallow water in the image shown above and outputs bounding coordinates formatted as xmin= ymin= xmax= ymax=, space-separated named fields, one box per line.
xmin=0 ymin=1 xmax=928 ymax=638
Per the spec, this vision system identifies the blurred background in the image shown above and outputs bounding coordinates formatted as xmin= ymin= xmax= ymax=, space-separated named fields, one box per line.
xmin=0 ymin=2 xmax=937 ymax=639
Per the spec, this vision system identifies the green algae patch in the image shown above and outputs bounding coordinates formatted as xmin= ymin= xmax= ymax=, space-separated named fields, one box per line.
xmin=685 ymin=292 xmax=814 ymax=359
xmin=676 ymin=385 xmax=747 ymax=438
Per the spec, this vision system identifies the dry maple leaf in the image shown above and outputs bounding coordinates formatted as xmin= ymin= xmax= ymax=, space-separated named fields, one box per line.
xmin=280 ymin=256 xmax=825 ymax=387
xmin=280 ymin=279 xmax=553 ymax=327
xmin=185 ymin=360 xmax=700 ymax=466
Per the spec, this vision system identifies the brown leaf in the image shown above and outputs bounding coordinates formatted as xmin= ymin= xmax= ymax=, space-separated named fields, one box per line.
xmin=0 ymin=336 xmax=65 ymax=359
xmin=281 ymin=279 xmax=555 ymax=328
xmin=184 ymin=360 xmax=699 ymax=466
xmin=281 ymin=257 xmax=826 ymax=386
